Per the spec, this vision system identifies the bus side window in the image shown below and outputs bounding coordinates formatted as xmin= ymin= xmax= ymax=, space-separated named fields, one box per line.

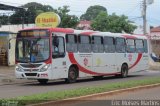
xmin=92 ymin=36 xmax=104 ymax=53
xmin=126 ymin=39 xmax=135 ymax=53
xmin=116 ymin=38 xmax=126 ymax=53
xmin=78 ymin=35 xmax=91 ymax=53
xmin=135 ymin=39 xmax=144 ymax=53
xmin=52 ymin=35 xmax=65 ymax=58
xmin=104 ymin=36 xmax=115 ymax=53
xmin=66 ymin=34 xmax=77 ymax=52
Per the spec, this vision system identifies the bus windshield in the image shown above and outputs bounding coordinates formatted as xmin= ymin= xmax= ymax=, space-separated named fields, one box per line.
xmin=16 ymin=38 xmax=50 ymax=63
xmin=16 ymin=30 xmax=50 ymax=63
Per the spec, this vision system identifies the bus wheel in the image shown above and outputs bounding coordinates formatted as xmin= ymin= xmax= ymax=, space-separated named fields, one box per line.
xmin=38 ymin=79 xmax=48 ymax=84
xmin=120 ymin=64 xmax=128 ymax=78
xmin=66 ymin=67 xmax=78 ymax=83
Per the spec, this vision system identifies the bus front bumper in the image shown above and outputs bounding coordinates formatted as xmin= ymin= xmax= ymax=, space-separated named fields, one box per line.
xmin=15 ymin=71 xmax=50 ymax=80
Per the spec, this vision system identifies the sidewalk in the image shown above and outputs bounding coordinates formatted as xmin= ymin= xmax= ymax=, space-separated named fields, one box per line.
xmin=0 ymin=66 xmax=33 ymax=85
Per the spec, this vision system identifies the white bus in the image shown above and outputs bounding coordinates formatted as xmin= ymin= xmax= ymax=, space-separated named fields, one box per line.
xmin=15 ymin=28 xmax=149 ymax=84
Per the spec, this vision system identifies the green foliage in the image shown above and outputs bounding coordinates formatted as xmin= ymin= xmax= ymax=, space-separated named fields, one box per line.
xmin=55 ymin=6 xmax=79 ymax=28
xmin=9 ymin=9 xmax=25 ymax=24
xmin=80 ymin=5 xmax=107 ymax=21
xmin=7 ymin=3 xmax=79 ymax=28
xmin=91 ymin=12 xmax=137 ymax=33
xmin=9 ymin=2 xmax=55 ymax=24
xmin=0 ymin=15 xmax=9 ymax=25
xmin=91 ymin=11 xmax=109 ymax=31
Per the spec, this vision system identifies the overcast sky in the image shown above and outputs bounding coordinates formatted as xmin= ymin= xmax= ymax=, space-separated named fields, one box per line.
xmin=0 ymin=0 xmax=159 ymax=27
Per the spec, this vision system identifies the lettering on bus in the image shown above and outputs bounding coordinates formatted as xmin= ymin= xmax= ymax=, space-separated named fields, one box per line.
xmin=20 ymin=30 xmax=48 ymax=37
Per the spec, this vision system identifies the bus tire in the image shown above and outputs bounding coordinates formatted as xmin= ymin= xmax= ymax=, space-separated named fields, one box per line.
xmin=120 ymin=64 xmax=128 ymax=78
xmin=66 ymin=67 xmax=78 ymax=83
xmin=38 ymin=79 xmax=48 ymax=84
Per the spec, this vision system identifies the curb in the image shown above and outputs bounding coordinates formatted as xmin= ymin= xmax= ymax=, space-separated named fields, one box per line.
xmin=29 ymin=83 xmax=160 ymax=106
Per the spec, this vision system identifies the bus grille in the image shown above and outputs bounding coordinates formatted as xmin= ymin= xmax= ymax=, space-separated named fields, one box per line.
xmin=24 ymin=69 xmax=39 ymax=72
xmin=25 ymin=73 xmax=37 ymax=76
xmin=20 ymin=64 xmax=42 ymax=68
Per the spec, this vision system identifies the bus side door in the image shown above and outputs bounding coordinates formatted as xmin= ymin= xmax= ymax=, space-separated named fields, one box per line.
xmin=52 ymin=33 xmax=68 ymax=79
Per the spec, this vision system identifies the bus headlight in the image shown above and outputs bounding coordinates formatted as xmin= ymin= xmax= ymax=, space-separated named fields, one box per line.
xmin=16 ymin=66 xmax=23 ymax=72
xmin=40 ymin=64 xmax=50 ymax=72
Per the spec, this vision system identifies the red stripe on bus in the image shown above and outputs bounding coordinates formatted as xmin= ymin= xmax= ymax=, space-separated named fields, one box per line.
xmin=80 ymin=32 xmax=96 ymax=35
xmin=68 ymin=53 xmax=121 ymax=76
xmin=50 ymin=28 xmax=74 ymax=33
xmin=129 ymin=53 xmax=142 ymax=70
xmin=122 ymin=35 xmax=137 ymax=39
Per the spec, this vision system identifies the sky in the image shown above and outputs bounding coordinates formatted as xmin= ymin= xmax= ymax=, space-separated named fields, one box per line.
xmin=0 ymin=0 xmax=159 ymax=27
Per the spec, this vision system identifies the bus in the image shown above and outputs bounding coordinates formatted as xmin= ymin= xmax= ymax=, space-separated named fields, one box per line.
xmin=15 ymin=28 xmax=149 ymax=84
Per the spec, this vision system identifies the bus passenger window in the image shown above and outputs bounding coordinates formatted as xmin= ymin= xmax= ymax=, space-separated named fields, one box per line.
xmin=116 ymin=38 xmax=126 ymax=53
xmin=135 ymin=39 xmax=144 ymax=53
xmin=104 ymin=37 xmax=115 ymax=53
xmin=78 ymin=35 xmax=91 ymax=53
xmin=92 ymin=36 xmax=104 ymax=53
xmin=66 ymin=34 xmax=77 ymax=52
xmin=126 ymin=39 xmax=135 ymax=53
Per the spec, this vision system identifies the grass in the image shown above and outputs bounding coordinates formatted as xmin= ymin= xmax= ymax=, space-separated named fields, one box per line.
xmin=0 ymin=77 xmax=160 ymax=106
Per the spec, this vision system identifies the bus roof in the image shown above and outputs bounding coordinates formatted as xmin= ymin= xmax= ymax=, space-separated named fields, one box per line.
xmin=19 ymin=27 xmax=74 ymax=34
xmin=18 ymin=27 xmax=147 ymax=39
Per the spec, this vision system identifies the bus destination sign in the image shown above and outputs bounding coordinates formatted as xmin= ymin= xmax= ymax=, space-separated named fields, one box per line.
xmin=18 ymin=30 xmax=49 ymax=37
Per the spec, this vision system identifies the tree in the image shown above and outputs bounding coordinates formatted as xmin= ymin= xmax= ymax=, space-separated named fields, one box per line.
xmin=91 ymin=12 xmax=137 ymax=33
xmin=9 ymin=3 xmax=79 ymax=28
xmin=91 ymin=11 xmax=109 ymax=31
xmin=0 ymin=15 xmax=10 ymax=25
xmin=80 ymin=5 xmax=107 ymax=21
xmin=9 ymin=9 xmax=25 ymax=24
xmin=55 ymin=6 xmax=79 ymax=28
xmin=9 ymin=2 xmax=55 ymax=24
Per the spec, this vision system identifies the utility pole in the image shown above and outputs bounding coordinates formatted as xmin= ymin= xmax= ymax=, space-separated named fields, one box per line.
xmin=143 ymin=0 xmax=147 ymax=35
xmin=142 ymin=0 xmax=154 ymax=35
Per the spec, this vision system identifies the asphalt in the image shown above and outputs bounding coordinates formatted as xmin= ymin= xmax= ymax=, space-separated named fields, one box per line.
xmin=0 ymin=66 xmax=33 ymax=85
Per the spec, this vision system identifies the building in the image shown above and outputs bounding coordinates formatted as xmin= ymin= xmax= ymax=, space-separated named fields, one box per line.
xmin=150 ymin=26 xmax=160 ymax=56
xmin=0 ymin=31 xmax=16 ymax=66
xmin=77 ymin=20 xmax=91 ymax=30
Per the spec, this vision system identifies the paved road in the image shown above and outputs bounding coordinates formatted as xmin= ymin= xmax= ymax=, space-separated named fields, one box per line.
xmin=0 ymin=70 xmax=160 ymax=99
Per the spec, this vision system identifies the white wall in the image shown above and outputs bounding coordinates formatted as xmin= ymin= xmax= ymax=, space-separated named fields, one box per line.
xmin=0 ymin=24 xmax=35 ymax=33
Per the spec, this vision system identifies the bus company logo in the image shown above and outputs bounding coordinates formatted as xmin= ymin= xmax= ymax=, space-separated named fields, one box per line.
xmin=128 ymin=54 xmax=133 ymax=61
xmin=96 ymin=58 xmax=101 ymax=66
xmin=83 ymin=58 xmax=88 ymax=66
